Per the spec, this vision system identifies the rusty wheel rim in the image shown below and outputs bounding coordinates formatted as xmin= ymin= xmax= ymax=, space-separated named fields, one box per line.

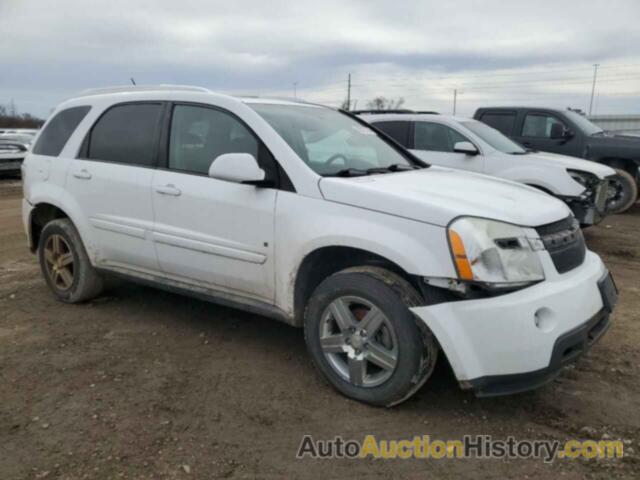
xmin=44 ymin=234 xmax=75 ymax=291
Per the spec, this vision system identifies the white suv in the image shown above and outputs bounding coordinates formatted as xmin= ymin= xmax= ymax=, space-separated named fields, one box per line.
xmin=359 ymin=112 xmax=616 ymax=226
xmin=22 ymin=86 xmax=617 ymax=406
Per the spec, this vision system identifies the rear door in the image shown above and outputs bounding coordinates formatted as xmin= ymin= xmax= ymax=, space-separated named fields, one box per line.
xmin=410 ymin=121 xmax=484 ymax=172
xmin=67 ymin=102 xmax=163 ymax=273
xmin=151 ymin=103 xmax=277 ymax=302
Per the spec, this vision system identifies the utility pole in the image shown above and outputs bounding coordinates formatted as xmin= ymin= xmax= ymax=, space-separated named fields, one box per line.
xmin=130 ymin=77 xmax=137 ymax=86
xmin=346 ymin=73 xmax=352 ymax=111
xmin=293 ymin=82 xmax=298 ymax=100
xmin=588 ymin=64 xmax=599 ymax=116
xmin=453 ymin=89 xmax=458 ymax=115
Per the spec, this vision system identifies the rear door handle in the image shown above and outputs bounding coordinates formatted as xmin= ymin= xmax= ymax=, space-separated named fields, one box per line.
xmin=73 ymin=169 xmax=92 ymax=180
xmin=155 ymin=184 xmax=182 ymax=196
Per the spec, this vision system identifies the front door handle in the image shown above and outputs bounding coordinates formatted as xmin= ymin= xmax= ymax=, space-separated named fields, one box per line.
xmin=73 ymin=169 xmax=92 ymax=180
xmin=155 ymin=184 xmax=182 ymax=196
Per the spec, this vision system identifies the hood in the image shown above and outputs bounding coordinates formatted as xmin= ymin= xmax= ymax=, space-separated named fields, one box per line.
xmin=319 ymin=167 xmax=571 ymax=228
xmin=523 ymin=151 xmax=615 ymax=179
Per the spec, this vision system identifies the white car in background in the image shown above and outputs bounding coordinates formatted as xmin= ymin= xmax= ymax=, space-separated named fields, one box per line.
xmin=0 ymin=133 xmax=35 ymax=175
xmin=358 ymin=112 xmax=616 ymax=226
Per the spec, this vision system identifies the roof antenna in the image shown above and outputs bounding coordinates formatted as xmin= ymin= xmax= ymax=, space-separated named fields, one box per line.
xmin=130 ymin=77 xmax=137 ymax=86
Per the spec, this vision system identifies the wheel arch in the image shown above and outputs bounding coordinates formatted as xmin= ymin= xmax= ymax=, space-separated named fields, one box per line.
xmin=292 ymin=246 xmax=425 ymax=327
xmin=598 ymin=157 xmax=640 ymax=178
xmin=28 ymin=202 xmax=72 ymax=252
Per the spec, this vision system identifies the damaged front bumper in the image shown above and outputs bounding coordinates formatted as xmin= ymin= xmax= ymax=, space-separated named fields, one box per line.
xmin=410 ymin=251 xmax=615 ymax=397
xmin=561 ymin=178 xmax=610 ymax=226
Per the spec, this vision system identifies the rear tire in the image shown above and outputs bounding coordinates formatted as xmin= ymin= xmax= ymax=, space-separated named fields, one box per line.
xmin=607 ymin=169 xmax=638 ymax=213
xmin=38 ymin=219 xmax=104 ymax=303
xmin=304 ymin=266 xmax=439 ymax=407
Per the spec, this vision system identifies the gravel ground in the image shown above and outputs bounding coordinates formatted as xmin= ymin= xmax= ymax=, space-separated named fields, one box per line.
xmin=0 ymin=180 xmax=638 ymax=479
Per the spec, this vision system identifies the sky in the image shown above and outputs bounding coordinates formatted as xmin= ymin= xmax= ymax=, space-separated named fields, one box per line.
xmin=2 ymin=0 xmax=640 ymax=119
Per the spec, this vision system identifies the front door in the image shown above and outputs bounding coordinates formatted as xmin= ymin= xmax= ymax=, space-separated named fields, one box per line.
xmin=151 ymin=103 xmax=277 ymax=302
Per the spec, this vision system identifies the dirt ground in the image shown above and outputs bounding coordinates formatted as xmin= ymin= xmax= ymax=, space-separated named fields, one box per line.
xmin=1 ymin=179 xmax=638 ymax=479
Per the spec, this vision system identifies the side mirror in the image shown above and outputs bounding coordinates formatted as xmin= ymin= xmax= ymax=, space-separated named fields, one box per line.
xmin=550 ymin=123 xmax=573 ymax=140
xmin=453 ymin=141 xmax=479 ymax=156
xmin=208 ymin=153 xmax=266 ymax=185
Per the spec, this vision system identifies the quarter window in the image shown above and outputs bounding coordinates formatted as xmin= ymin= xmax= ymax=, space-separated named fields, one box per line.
xmin=32 ymin=106 xmax=91 ymax=156
xmin=414 ymin=122 xmax=469 ymax=152
xmin=168 ymin=105 xmax=259 ymax=175
xmin=522 ymin=114 xmax=566 ymax=138
xmin=87 ymin=103 xmax=163 ymax=166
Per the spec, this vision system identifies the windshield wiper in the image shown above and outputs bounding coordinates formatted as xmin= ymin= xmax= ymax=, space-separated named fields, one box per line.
xmin=325 ymin=168 xmax=370 ymax=177
xmin=365 ymin=163 xmax=419 ymax=174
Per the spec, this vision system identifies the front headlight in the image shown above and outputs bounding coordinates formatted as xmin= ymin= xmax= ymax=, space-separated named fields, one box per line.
xmin=447 ymin=217 xmax=545 ymax=288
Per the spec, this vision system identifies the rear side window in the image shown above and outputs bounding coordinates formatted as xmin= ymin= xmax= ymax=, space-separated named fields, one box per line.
xmin=373 ymin=121 xmax=411 ymax=147
xmin=32 ymin=106 xmax=91 ymax=156
xmin=479 ymin=112 xmax=516 ymax=136
xmin=87 ymin=103 xmax=163 ymax=166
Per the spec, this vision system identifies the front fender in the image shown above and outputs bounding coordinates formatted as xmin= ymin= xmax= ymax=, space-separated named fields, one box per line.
xmin=273 ymin=192 xmax=455 ymax=316
xmin=499 ymin=166 xmax=584 ymax=197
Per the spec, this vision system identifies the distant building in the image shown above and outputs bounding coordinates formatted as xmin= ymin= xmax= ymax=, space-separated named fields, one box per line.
xmin=588 ymin=114 xmax=640 ymax=136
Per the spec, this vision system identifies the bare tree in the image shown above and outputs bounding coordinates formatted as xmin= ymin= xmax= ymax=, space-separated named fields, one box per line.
xmin=366 ymin=96 xmax=405 ymax=111
xmin=0 ymin=102 xmax=45 ymax=128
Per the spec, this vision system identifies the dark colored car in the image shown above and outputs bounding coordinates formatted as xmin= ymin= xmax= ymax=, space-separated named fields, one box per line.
xmin=474 ymin=107 xmax=640 ymax=213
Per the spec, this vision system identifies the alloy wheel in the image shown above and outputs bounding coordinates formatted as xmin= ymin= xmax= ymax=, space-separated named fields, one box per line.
xmin=43 ymin=234 xmax=75 ymax=291
xmin=319 ymin=296 xmax=398 ymax=388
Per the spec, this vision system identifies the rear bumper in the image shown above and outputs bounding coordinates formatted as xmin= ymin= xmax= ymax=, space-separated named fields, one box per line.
xmin=411 ymin=251 xmax=613 ymax=394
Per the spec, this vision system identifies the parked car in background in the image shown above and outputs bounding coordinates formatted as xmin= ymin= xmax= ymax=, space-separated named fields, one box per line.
xmin=474 ymin=107 xmax=640 ymax=213
xmin=0 ymin=133 xmax=35 ymax=176
xmin=22 ymin=86 xmax=616 ymax=406
xmin=0 ymin=128 xmax=38 ymax=136
xmin=358 ymin=111 xmax=615 ymax=226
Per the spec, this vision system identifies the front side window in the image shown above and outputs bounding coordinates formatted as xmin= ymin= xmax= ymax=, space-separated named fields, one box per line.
xmin=249 ymin=103 xmax=416 ymax=176
xmin=521 ymin=114 xmax=566 ymax=138
xmin=32 ymin=106 xmax=91 ymax=156
xmin=414 ymin=122 xmax=469 ymax=152
xmin=168 ymin=105 xmax=259 ymax=175
xmin=461 ymin=120 xmax=526 ymax=154
xmin=87 ymin=103 xmax=163 ymax=166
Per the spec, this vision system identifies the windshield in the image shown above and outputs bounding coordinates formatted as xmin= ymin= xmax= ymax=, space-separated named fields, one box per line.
xmin=248 ymin=103 xmax=417 ymax=176
xmin=564 ymin=111 xmax=603 ymax=135
xmin=460 ymin=120 xmax=526 ymax=154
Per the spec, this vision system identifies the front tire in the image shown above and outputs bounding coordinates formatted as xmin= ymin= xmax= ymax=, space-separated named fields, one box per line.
xmin=304 ymin=267 xmax=439 ymax=407
xmin=38 ymin=218 xmax=104 ymax=303
xmin=607 ymin=169 xmax=638 ymax=213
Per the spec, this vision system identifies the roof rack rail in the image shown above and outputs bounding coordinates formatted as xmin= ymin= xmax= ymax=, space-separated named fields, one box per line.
xmin=351 ymin=109 xmax=439 ymax=115
xmin=351 ymin=109 xmax=416 ymax=115
xmin=77 ymin=84 xmax=211 ymax=97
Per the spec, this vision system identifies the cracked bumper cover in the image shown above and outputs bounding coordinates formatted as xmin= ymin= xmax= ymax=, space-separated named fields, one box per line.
xmin=410 ymin=251 xmax=614 ymax=396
